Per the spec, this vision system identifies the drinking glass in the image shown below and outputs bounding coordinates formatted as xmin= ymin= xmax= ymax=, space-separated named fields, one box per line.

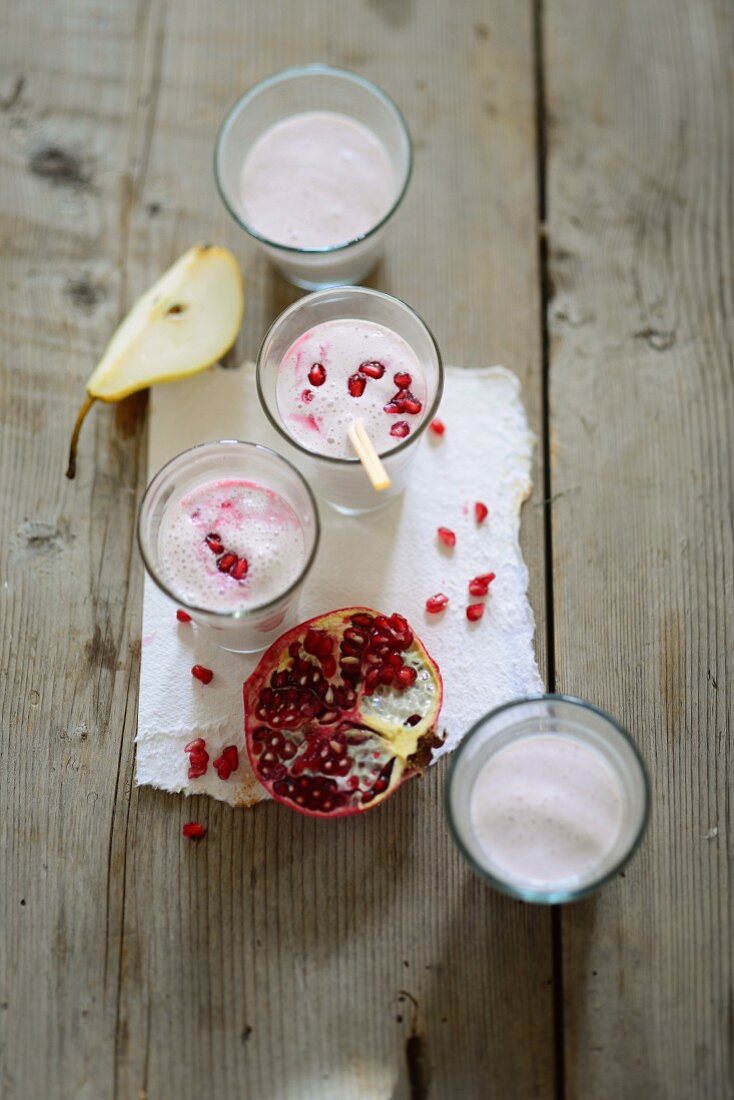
xmin=257 ymin=286 xmax=443 ymax=515
xmin=137 ymin=440 xmax=320 ymax=653
xmin=446 ymin=695 xmax=649 ymax=903
xmin=214 ymin=64 xmax=412 ymax=289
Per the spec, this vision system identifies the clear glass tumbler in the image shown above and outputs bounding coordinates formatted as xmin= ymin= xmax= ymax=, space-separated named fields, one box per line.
xmin=137 ymin=441 xmax=320 ymax=653
xmin=446 ymin=695 xmax=649 ymax=904
xmin=214 ymin=64 xmax=412 ymax=289
xmin=256 ymin=285 xmax=443 ymax=515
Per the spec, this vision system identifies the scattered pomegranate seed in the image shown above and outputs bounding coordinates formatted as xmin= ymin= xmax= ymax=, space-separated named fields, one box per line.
xmin=429 ymin=418 xmax=446 ymax=436
xmin=437 ymin=527 xmax=456 ymax=549
xmin=184 ymin=737 xmax=209 ymax=778
xmin=308 ymin=363 xmax=326 ymax=386
xmin=466 ymin=603 xmax=485 ymax=622
xmin=192 ymin=665 xmax=214 ymax=685
xmin=205 ymin=532 xmax=224 ymax=555
xmin=230 ymin=557 xmax=249 ymax=581
xmin=217 ymin=552 xmax=238 ymax=574
xmin=390 ymin=421 xmax=410 ymax=439
xmin=425 ymin=593 xmax=449 ymax=614
xmin=394 ymin=372 xmax=412 ymax=388
xmin=223 ymin=745 xmax=239 ymax=770
xmin=348 ymin=374 xmax=367 ymax=398
xmin=182 ymin=822 xmax=206 ymax=840
xmin=213 ymin=743 xmax=240 ymax=780
xmin=301 ymin=389 xmax=314 ymax=403
xmin=468 ymin=572 xmax=496 ymax=597
xmin=475 ymin=501 xmax=489 ymax=524
xmin=359 ymin=360 xmax=385 ymax=379
xmin=176 ymin=609 xmax=192 ymax=623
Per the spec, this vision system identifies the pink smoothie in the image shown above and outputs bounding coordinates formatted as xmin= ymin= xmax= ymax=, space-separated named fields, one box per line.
xmin=469 ymin=735 xmax=624 ymax=889
xmin=239 ymin=111 xmax=395 ymax=249
xmin=158 ymin=479 xmax=305 ymax=613
xmin=276 ymin=318 xmax=427 ymax=458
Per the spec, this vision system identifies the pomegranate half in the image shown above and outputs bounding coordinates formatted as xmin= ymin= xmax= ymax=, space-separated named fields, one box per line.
xmin=244 ymin=607 xmax=443 ymax=818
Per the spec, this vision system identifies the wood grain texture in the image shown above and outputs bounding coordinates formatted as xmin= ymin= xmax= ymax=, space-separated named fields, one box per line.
xmin=0 ymin=1 xmax=551 ymax=1098
xmin=544 ymin=0 xmax=733 ymax=1096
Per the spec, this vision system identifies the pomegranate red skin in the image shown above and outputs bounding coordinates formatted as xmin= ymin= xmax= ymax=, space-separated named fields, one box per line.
xmin=244 ymin=607 xmax=443 ymax=819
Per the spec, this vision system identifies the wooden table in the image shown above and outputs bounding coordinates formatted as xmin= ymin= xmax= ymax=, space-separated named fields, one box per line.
xmin=1 ymin=1 xmax=731 ymax=1096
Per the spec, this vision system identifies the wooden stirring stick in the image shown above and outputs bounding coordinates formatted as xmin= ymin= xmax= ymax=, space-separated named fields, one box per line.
xmin=348 ymin=419 xmax=391 ymax=491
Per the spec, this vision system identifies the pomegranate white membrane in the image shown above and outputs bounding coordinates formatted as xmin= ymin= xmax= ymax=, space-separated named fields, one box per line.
xmin=158 ymin=479 xmax=306 ymax=614
xmin=240 ymin=111 xmax=395 ymax=251
xmin=276 ymin=318 xmax=428 ymax=459
xmin=469 ymin=735 xmax=624 ymax=890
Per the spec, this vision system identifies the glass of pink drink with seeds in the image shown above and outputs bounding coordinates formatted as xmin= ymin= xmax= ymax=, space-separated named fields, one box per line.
xmin=257 ymin=287 xmax=443 ymax=515
xmin=137 ymin=441 xmax=320 ymax=653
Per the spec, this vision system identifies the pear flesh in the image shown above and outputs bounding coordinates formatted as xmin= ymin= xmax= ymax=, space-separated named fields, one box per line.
xmin=66 ymin=244 xmax=244 ymax=478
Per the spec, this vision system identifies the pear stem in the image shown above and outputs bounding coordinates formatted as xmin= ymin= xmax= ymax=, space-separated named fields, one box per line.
xmin=66 ymin=394 xmax=96 ymax=480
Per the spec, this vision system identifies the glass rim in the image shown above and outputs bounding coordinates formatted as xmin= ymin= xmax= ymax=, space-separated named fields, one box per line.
xmin=255 ymin=285 xmax=444 ymax=466
xmin=445 ymin=693 xmax=651 ymax=904
xmin=213 ymin=63 xmax=414 ymax=255
xmin=136 ymin=439 xmax=321 ymax=621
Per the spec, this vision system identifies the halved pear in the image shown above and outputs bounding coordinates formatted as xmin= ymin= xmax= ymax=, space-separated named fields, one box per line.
xmin=66 ymin=243 xmax=244 ymax=478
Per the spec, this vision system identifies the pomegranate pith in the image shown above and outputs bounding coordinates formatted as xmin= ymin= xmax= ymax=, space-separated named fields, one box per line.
xmin=243 ymin=607 xmax=443 ymax=818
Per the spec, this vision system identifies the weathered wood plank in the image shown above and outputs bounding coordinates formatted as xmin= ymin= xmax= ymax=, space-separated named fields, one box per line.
xmin=110 ymin=2 xmax=552 ymax=1099
xmin=0 ymin=2 xmax=164 ymax=1098
xmin=1 ymin=1 xmax=551 ymax=1097
xmin=544 ymin=0 xmax=733 ymax=1096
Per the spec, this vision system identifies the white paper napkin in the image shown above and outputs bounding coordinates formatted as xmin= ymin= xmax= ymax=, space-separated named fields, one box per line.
xmin=136 ymin=363 xmax=544 ymax=806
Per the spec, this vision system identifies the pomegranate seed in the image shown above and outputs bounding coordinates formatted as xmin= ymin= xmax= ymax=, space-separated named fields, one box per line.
xmin=230 ymin=557 xmax=249 ymax=581
xmin=308 ymin=363 xmax=326 ymax=386
xmin=176 ymin=609 xmax=192 ymax=623
xmin=182 ymin=822 xmax=206 ymax=840
xmin=301 ymin=389 xmax=314 ymax=403
xmin=394 ymin=372 xmax=412 ymax=388
xmin=468 ymin=572 xmax=496 ymax=597
xmin=217 ymin=552 xmax=238 ymax=573
xmin=390 ymin=421 xmax=410 ymax=439
xmin=401 ymin=395 xmax=423 ymax=415
xmin=437 ymin=527 xmax=456 ymax=548
xmin=475 ymin=501 xmax=489 ymax=524
xmin=348 ymin=374 xmax=366 ymax=398
xmin=187 ymin=765 xmax=207 ymax=779
xmin=205 ymin=532 xmax=224 ymax=555
xmin=466 ymin=603 xmax=485 ymax=622
xmin=425 ymin=593 xmax=449 ymax=614
xmin=383 ymin=400 xmax=402 ymax=414
xmin=429 ymin=418 xmax=446 ymax=436
xmin=188 ymin=751 xmax=209 ymax=767
xmin=359 ymin=360 xmax=385 ymax=379
xmin=222 ymin=745 xmax=239 ymax=770
xmin=396 ymin=666 xmax=417 ymax=688
xmin=184 ymin=738 xmax=206 ymax=753
xmin=192 ymin=665 xmax=214 ymax=685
